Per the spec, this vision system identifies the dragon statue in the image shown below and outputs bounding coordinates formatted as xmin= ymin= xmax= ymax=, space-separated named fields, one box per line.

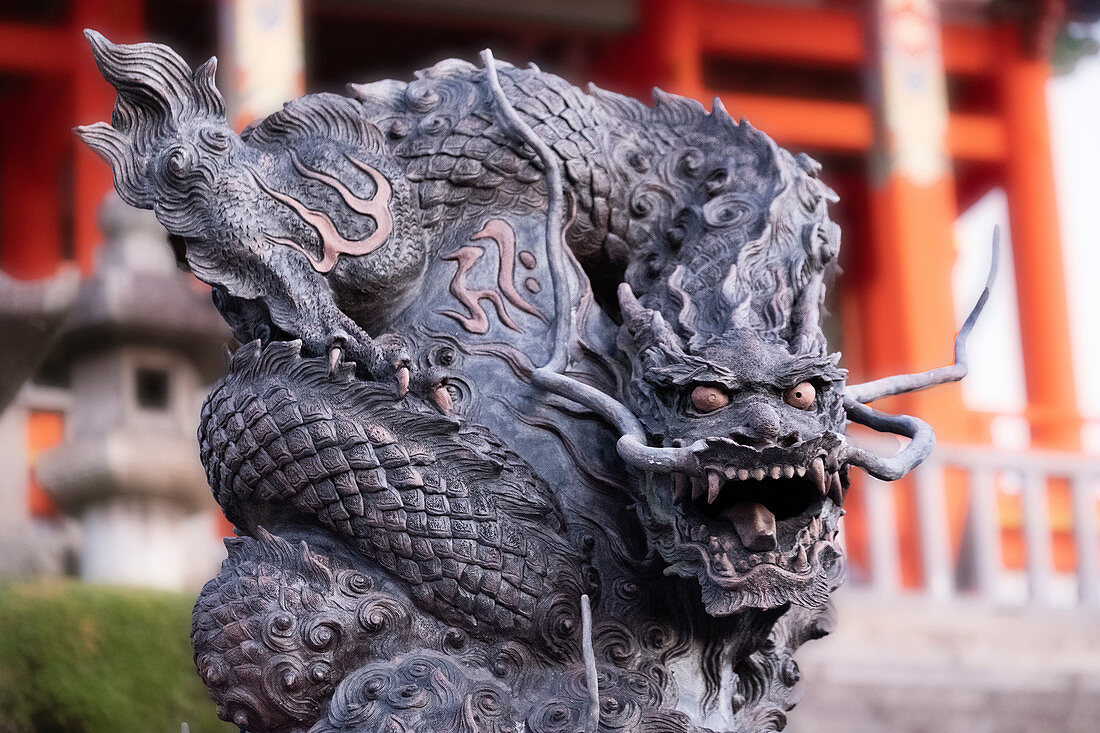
xmin=78 ymin=31 xmax=996 ymax=733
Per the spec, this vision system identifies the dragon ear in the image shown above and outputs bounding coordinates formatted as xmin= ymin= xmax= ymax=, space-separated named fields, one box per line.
xmin=75 ymin=122 xmax=153 ymax=208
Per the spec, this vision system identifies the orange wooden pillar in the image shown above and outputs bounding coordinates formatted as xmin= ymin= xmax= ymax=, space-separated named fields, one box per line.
xmin=0 ymin=77 xmax=69 ymax=279
xmin=861 ymin=0 xmax=962 ymax=427
xmin=218 ymin=0 xmax=305 ymax=131
xmin=857 ymin=0 xmax=977 ymax=587
xmin=653 ymin=0 xmax=705 ymax=100
xmin=997 ymin=25 xmax=1080 ymax=451
xmin=620 ymin=0 xmax=706 ymax=101
xmin=994 ymin=24 xmax=1080 ymax=574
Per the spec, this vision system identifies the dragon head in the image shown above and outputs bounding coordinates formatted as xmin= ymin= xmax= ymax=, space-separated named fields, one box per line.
xmin=476 ymin=64 xmax=995 ymax=618
xmin=609 ymin=118 xmax=848 ymax=613
xmin=75 ymin=31 xmax=246 ymax=245
xmin=598 ymin=102 xmax=995 ymax=616
xmin=616 ymin=284 xmax=848 ymax=613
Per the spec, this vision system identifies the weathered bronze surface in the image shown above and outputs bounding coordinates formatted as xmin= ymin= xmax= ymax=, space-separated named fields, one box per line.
xmin=78 ymin=31 xmax=995 ymax=732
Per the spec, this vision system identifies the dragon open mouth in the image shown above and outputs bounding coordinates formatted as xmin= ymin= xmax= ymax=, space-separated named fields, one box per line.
xmin=638 ymin=437 xmax=848 ymax=613
xmin=675 ymin=455 xmax=842 ymax=555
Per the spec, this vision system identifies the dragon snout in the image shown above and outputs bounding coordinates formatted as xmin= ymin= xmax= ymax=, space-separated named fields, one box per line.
xmin=727 ymin=402 xmax=804 ymax=448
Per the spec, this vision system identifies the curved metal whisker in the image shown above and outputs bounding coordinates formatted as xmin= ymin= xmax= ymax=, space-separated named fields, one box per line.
xmin=845 ymin=227 xmax=999 ymax=404
xmin=841 ymin=397 xmax=935 ymax=481
xmin=482 ymin=49 xmax=690 ymax=476
xmin=481 ymin=49 xmax=571 ymax=373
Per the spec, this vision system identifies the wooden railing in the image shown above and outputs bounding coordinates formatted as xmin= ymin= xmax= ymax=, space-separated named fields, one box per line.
xmin=847 ymin=442 xmax=1100 ymax=606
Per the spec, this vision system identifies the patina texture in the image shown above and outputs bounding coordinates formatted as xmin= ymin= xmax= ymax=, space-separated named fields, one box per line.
xmin=78 ymin=31 xmax=994 ymax=732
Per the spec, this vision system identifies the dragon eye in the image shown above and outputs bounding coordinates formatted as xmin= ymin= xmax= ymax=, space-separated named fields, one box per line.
xmin=690 ymin=385 xmax=729 ymax=413
xmin=784 ymin=382 xmax=816 ymax=410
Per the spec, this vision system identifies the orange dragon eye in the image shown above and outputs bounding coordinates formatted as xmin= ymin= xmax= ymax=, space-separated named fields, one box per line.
xmin=690 ymin=385 xmax=729 ymax=413
xmin=784 ymin=382 xmax=816 ymax=410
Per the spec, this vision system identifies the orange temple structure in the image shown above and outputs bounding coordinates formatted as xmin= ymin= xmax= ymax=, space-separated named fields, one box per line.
xmin=0 ymin=0 xmax=1093 ymax=597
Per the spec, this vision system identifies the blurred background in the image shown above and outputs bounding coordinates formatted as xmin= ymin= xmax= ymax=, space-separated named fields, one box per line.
xmin=0 ymin=0 xmax=1098 ymax=731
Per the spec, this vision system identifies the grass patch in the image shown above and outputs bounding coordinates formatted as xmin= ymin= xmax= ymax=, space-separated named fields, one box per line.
xmin=0 ymin=580 xmax=232 ymax=733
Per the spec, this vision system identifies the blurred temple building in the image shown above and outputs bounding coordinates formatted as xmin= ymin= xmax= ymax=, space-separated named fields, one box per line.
xmin=0 ymin=0 xmax=1099 ymax=730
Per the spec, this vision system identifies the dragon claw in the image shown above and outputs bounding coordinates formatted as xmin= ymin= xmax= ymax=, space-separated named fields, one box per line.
xmin=396 ymin=364 xmax=411 ymax=397
xmin=327 ymin=343 xmax=344 ymax=377
xmin=432 ymin=382 xmax=453 ymax=413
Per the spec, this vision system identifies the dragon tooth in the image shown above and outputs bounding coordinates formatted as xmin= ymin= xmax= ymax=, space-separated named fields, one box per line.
xmin=396 ymin=365 xmax=410 ymax=397
xmin=782 ymin=465 xmax=795 ymax=478
xmin=809 ymin=516 xmax=822 ymax=537
xmin=811 ymin=457 xmax=826 ymax=495
xmin=738 ymin=469 xmax=750 ymax=481
xmin=725 ymin=466 xmax=739 ymax=480
xmin=796 ymin=465 xmax=807 ymax=477
xmin=672 ymin=472 xmax=688 ymax=504
xmin=707 ymin=470 xmax=723 ymax=504
xmin=828 ymin=471 xmax=844 ymax=505
xmin=735 ymin=559 xmax=751 ymax=573
xmin=721 ymin=502 xmax=777 ymax=552
xmin=716 ymin=553 xmax=734 ymax=574
xmin=763 ymin=551 xmax=779 ymax=565
xmin=751 ymin=467 xmax=766 ymax=481
xmin=795 ymin=545 xmax=809 ymax=571
xmin=691 ymin=476 xmax=706 ymax=501
xmin=770 ymin=465 xmax=782 ymax=479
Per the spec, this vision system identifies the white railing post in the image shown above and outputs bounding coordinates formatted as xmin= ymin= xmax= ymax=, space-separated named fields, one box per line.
xmin=865 ymin=477 xmax=900 ymax=595
xmin=1071 ymin=474 xmax=1100 ymax=606
xmin=968 ymin=468 xmax=1002 ymax=602
xmin=915 ymin=460 xmax=951 ymax=599
xmin=1021 ymin=471 xmax=1055 ymax=604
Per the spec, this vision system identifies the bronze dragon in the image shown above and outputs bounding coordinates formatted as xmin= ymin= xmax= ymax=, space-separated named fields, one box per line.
xmin=78 ymin=31 xmax=995 ymax=733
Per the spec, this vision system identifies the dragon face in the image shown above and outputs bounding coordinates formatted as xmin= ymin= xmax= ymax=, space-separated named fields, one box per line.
xmin=619 ymin=310 xmax=848 ymax=614
xmin=611 ymin=124 xmax=849 ymax=615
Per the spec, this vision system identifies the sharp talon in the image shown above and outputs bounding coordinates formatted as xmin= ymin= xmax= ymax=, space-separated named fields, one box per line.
xmin=328 ymin=345 xmax=343 ymax=376
xmin=396 ymin=365 xmax=410 ymax=397
xmin=432 ymin=384 xmax=453 ymax=413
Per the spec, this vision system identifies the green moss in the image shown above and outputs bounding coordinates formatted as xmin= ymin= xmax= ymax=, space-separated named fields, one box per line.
xmin=0 ymin=580 xmax=233 ymax=733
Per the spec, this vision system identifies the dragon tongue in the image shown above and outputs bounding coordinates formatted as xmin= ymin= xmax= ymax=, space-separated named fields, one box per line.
xmin=721 ymin=502 xmax=777 ymax=552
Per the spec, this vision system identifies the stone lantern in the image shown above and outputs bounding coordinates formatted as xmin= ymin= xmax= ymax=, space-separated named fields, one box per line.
xmin=38 ymin=197 xmax=231 ymax=590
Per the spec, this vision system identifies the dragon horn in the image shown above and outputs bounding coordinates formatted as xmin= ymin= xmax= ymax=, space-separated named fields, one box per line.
xmin=844 ymin=228 xmax=999 ymax=404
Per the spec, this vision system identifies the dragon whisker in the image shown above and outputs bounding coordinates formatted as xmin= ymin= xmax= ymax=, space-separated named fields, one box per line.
xmin=841 ymin=398 xmax=935 ymax=481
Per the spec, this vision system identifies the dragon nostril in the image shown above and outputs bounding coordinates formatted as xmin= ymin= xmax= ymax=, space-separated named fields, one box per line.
xmin=745 ymin=403 xmax=781 ymax=441
xmin=730 ymin=431 xmax=755 ymax=446
xmin=779 ymin=431 xmax=800 ymax=448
